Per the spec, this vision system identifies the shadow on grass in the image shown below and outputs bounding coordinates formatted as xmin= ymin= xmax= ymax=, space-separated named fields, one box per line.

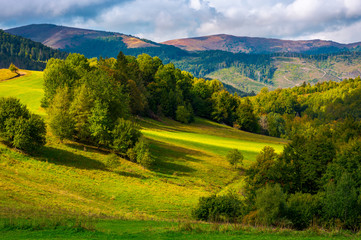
xmin=149 ymin=139 xmax=207 ymax=176
xmin=64 ymin=142 xmax=110 ymax=154
xmin=36 ymin=146 xmax=106 ymax=170
xmin=113 ymin=170 xmax=147 ymax=179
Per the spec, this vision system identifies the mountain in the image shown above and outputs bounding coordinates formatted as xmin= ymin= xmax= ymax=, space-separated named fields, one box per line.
xmin=6 ymin=24 xmax=188 ymax=60
xmin=6 ymin=24 xmax=361 ymax=94
xmin=0 ymin=30 xmax=68 ymax=70
xmin=162 ymin=34 xmax=361 ymax=54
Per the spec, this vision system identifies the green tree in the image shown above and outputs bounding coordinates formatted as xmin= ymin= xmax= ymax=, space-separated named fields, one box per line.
xmin=286 ymin=192 xmax=321 ymax=230
xmin=9 ymin=63 xmax=18 ymax=73
xmin=176 ymin=105 xmax=194 ymax=124
xmin=88 ymin=100 xmax=113 ymax=147
xmin=0 ymin=97 xmax=45 ymax=152
xmin=323 ymin=173 xmax=361 ymax=229
xmin=255 ymin=184 xmax=287 ymax=226
xmin=112 ymin=118 xmax=141 ymax=154
xmin=192 ymin=194 xmax=245 ymax=222
xmin=226 ymin=149 xmax=244 ymax=168
xmin=245 ymin=146 xmax=279 ymax=198
xmin=0 ymin=97 xmax=29 ymax=134
xmin=48 ymin=87 xmax=75 ymax=141
xmin=12 ymin=115 xmax=46 ymax=152
xmin=235 ymin=98 xmax=258 ymax=132
xmin=69 ymin=84 xmax=93 ymax=141
xmin=134 ymin=137 xmax=153 ymax=168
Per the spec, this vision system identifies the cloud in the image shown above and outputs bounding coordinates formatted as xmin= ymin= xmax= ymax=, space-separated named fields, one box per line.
xmin=2 ymin=0 xmax=361 ymax=43
xmin=202 ymin=0 xmax=361 ymax=43
xmin=0 ymin=0 xmax=130 ymax=29
xmin=72 ymin=0 xmax=219 ymax=42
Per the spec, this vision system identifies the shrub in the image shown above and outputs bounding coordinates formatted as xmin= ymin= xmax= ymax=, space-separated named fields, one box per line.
xmin=193 ymin=195 xmax=244 ymax=222
xmin=286 ymin=192 xmax=321 ymax=230
xmin=323 ymin=173 xmax=361 ymax=230
xmin=176 ymin=105 xmax=194 ymax=124
xmin=112 ymin=118 xmax=142 ymax=154
xmin=134 ymin=138 xmax=153 ymax=168
xmin=226 ymin=149 xmax=244 ymax=168
xmin=9 ymin=63 xmax=18 ymax=73
xmin=255 ymin=184 xmax=287 ymax=226
xmin=0 ymin=97 xmax=46 ymax=152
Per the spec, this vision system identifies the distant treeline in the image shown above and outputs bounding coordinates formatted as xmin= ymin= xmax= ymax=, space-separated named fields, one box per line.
xmin=0 ymin=30 xmax=68 ymax=70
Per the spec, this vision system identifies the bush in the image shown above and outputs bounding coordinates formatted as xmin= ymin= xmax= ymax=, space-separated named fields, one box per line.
xmin=112 ymin=118 xmax=141 ymax=154
xmin=255 ymin=184 xmax=287 ymax=226
xmin=323 ymin=173 xmax=361 ymax=229
xmin=134 ymin=138 xmax=153 ymax=168
xmin=9 ymin=63 xmax=18 ymax=73
xmin=193 ymin=194 xmax=244 ymax=222
xmin=176 ymin=105 xmax=194 ymax=124
xmin=0 ymin=97 xmax=46 ymax=152
xmin=287 ymin=192 xmax=321 ymax=230
xmin=226 ymin=149 xmax=244 ymax=168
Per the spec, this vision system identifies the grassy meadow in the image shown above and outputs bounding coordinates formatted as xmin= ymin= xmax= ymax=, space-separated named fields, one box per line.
xmin=0 ymin=69 xmax=353 ymax=239
xmin=0 ymin=70 xmax=44 ymax=115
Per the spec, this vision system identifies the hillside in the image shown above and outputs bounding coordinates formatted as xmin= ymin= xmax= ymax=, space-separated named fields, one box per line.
xmin=0 ymin=69 xmax=286 ymax=221
xmin=162 ymin=34 xmax=361 ymax=54
xmin=0 ymin=30 xmax=67 ymax=70
xmin=207 ymin=53 xmax=361 ymax=92
xmin=6 ymin=24 xmax=188 ymax=60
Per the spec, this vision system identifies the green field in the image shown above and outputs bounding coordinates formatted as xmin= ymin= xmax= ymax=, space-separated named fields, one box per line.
xmin=1 ymin=219 xmax=355 ymax=240
xmin=0 ymin=70 xmax=44 ymax=115
xmin=0 ymin=70 xmax=353 ymax=239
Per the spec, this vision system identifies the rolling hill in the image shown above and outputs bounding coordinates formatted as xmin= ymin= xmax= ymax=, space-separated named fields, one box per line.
xmin=6 ymin=24 xmax=188 ymax=60
xmin=162 ymin=34 xmax=361 ymax=54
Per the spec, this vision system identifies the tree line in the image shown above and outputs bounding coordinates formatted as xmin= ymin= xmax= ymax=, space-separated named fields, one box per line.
xmin=194 ymin=76 xmax=361 ymax=231
xmin=41 ymin=52 xmax=262 ymax=167
xmin=0 ymin=30 xmax=68 ymax=70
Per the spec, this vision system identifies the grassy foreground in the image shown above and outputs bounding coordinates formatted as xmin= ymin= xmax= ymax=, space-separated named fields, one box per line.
xmin=1 ymin=219 xmax=356 ymax=240
xmin=1 ymin=70 xmax=353 ymax=239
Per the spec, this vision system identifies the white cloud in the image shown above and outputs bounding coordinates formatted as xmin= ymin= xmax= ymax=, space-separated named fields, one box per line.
xmin=2 ymin=0 xmax=361 ymax=43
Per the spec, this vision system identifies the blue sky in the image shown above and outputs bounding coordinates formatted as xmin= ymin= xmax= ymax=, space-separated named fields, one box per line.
xmin=1 ymin=0 xmax=361 ymax=43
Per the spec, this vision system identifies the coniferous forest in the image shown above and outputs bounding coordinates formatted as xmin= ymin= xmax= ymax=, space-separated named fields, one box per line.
xmin=0 ymin=30 xmax=68 ymax=70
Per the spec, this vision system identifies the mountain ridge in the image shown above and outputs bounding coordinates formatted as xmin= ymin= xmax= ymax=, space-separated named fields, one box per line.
xmin=162 ymin=34 xmax=361 ymax=54
xmin=7 ymin=24 xmax=361 ymax=55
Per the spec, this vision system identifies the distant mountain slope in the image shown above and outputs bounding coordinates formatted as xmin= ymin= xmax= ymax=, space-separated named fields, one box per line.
xmin=162 ymin=34 xmax=361 ymax=54
xmin=6 ymin=24 xmax=188 ymax=60
xmin=0 ymin=30 xmax=68 ymax=70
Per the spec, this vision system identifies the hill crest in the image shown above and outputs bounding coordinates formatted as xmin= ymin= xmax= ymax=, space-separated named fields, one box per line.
xmin=162 ymin=34 xmax=361 ymax=54
xmin=6 ymin=24 xmax=159 ymax=50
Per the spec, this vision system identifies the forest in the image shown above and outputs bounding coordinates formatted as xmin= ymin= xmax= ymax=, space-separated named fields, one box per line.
xmin=194 ymin=76 xmax=361 ymax=230
xmin=0 ymin=30 xmax=68 ymax=70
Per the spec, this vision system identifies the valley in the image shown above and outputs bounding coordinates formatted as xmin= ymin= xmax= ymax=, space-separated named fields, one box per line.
xmin=1 ymin=23 xmax=361 ymax=239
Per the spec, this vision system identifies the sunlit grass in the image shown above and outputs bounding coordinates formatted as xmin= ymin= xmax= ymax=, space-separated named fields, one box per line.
xmin=0 ymin=70 xmax=44 ymax=115
xmin=0 ymin=69 xmax=18 ymax=81
xmin=0 ymin=70 xmax=300 ymax=239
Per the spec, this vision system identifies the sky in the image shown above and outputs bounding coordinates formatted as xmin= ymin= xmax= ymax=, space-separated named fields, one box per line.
xmin=1 ymin=0 xmax=361 ymax=43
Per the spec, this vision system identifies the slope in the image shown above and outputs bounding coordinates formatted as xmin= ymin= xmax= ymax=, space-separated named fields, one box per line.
xmin=0 ymin=70 xmax=286 ymax=221
xmin=0 ymin=30 xmax=68 ymax=70
xmin=206 ymin=54 xmax=361 ymax=93
xmin=6 ymin=24 xmax=188 ymax=60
